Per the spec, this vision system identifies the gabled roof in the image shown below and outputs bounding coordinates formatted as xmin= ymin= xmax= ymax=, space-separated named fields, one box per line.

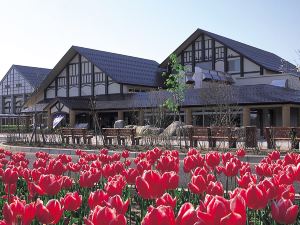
xmin=73 ymin=46 xmax=162 ymax=87
xmin=160 ymin=29 xmax=298 ymax=74
xmin=13 ymin=65 xmax=50 ymax=88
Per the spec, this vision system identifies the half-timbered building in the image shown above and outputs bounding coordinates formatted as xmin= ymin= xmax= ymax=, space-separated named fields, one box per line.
xmin=23 ymin=28 xmax=300 ymax=131
xmin=0 ymin=65 xmax=50 ymax=114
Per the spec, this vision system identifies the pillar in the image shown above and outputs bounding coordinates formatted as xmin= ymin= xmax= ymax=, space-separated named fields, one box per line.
xmin=282 ymin=104 xmax=290 ymax=127
xmin=138 ymin=110 xmax=144 ymax=126
xmin=47 ymin=109 xmax=53 ymax=129
xmin=69 ymin=110 xmax=76 ymax=127
xmin=117 ymin=111 xmax=124 ymax=120
xmin=185 ymin=108 xmax=192 ymax=125
xmin=242 ymin=106 xmax=250 ymax=127
xmin=297 ymin=108 xmax=300 ymax=127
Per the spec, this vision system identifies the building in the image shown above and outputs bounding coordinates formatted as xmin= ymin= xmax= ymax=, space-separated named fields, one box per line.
xmin=0 ymin=65 xmax=50 ymax=114
xmin=23 ymin=28 xmax=300 ymax=132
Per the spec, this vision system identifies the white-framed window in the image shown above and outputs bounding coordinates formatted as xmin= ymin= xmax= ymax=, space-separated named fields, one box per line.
xmin=228 ymin=58 xmax=240 ymax=72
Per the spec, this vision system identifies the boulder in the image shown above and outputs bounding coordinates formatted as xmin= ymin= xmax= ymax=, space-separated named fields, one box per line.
xmin=135 ymin=125 xmax=163 ymax=136
xmin=124 ymin=125 xmax=136 ymax=128
xmin=114 ymin=120 xmax=124 ymax=128
xmin=161 ymin=121 xmax=184 ymax=137
xmin=176 ymin=125 xmax=193 ymax=136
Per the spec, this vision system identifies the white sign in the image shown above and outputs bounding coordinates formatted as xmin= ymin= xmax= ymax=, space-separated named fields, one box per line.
xmin=53 ymin=115 xmax=64 ymax=128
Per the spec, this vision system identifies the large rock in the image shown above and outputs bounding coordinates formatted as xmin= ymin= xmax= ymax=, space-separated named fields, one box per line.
xmin=114 ymin=120 xmax=124 ymax=128
xmin=176 ymin=125 xmax=193 ymax=136
xmin=135 ymin=125 xmax=163 ymax=136
xmin=161 ymin=121 xmax=184 ymax=137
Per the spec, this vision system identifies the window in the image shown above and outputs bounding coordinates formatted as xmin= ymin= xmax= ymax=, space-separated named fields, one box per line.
xmin=183 ymin=51 xmax=192 ymax=64
xmin=215 ymin=47 xmax=224 ymax=60
xmin=228 ymin=58 xmax=240 ymax=72
xmin=16 ymin=83 xmax=22 ymax=88
xmin=82 ymin=74 xmax=91 ymax=84
xmin=69 ymin=63 xmax=79 ymax=85
xmin=195 ymin=40 xmax=202 ymax=62
xmin=95 ymin=72 xmax=105 ymax=83
xmin=204 ymin=39 xmax=212 ymax=61
xmin=5 ymin=85 xmax=10 ymax=89
xmin=57 ymin=77 xmax=66 ymax=86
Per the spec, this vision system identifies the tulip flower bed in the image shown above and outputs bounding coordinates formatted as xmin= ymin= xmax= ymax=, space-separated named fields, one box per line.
xmin=0 ymin=147 xmax=299 ymax=225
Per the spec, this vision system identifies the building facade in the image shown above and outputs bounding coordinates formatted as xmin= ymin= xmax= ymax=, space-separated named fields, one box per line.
xmin=23 ymin=28 xmax=300 ymax=132
xmin=0 ymin=65 xmax=50 ymax=114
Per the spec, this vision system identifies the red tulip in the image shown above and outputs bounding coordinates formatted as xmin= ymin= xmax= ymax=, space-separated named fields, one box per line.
xmin=236 ymin=148 xmax=246 ymax=158
xmin=207 ymin=181 xmax=224 ymax=196
xmin=36 ymin=199 xmax=63 ymax=224
xmin=61 ymin=191 xmax=82 ymax=211
xmin=142 ymin=205 xmax=175 ymax=225
xmin=156 ymin=193 xmax=176 ymax=209
xmin=268 ymin=150 xmax=280 ymax=161
xmin=188 ymin=175 xmax=207 ymax=195
xmin=47 ymin=159 xmax=66 ymax=176
xmin=121 ymin=150 xmax=129 ymax=159
xmin=271 ymin=198 xmax=299 ymax=225
xmin=2 ymin=168 xmax=18 ymax=184
xmin=105 ymin=175 xmax=127 ymax=196
xmin=79 ymin=169 xmax=101 ymax=188
xmin=162 ymin=171 xmax=179 ymax=190
xmin=88 ymin=190 xmax=109 ymax=209
xmin=39 ymin=174 xmax=62 ymax=196
xmin=206 ymin=152 xmax=220 ymax=168
xmin=85 ymin=206 xmax=126 ymax=225
xmin=237 ymin=172 xmax=257 ymax=189
xmin=175 ymin=203 xmax=198 ymax=225
xmin=106 ymin=195 xmax=129 ymax=215
xmin=136 ymin=170 xmax=166 ymax=199
xmin=222 ymin=161 xmax=239 ymax=177
xmin=122 ymin=168 xmax=139 ymax=185
xmin=245 ymin=184 xmax=268 ymax=210
xmin=3 ymin=199 xmax=36 ymax=225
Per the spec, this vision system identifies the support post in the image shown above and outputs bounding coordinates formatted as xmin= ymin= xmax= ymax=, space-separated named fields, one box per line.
xmin=138 ymin=110 xmax=144 ymax=126
xmin=69 ymin=110 xmax=76 ymax=127
xmin=282 ymin=105 xmax=290 ymax=127
xmin=47 ymin=109 xmax=53 ymax=129
xmin=242 ymin=106 xmax=250 ymax=127
xmin=118 ymin=111 xmax=124 ymax=120
xmin=185 ymin=108 xmax=192 ymax=125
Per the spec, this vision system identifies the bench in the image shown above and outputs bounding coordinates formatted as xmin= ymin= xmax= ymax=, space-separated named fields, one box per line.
xmin=210 ymin=127 xmax=238 ymax=148
xmin=102 ymin=128 xmax=119 ymax=145
xmin=60 ymin=128 xmax=93 ymax=145
xmin=189 ymin=127 xmax=211 ymax=147
xmin=60 ymin=128 xmax=74 ymax=144
xmin=72 ymin=128 xmax=93 ymax=145
xmin=102 ymin=128 xmax=141 ymax=146
xmin=265 ymin=127 xmax=298 ymax=149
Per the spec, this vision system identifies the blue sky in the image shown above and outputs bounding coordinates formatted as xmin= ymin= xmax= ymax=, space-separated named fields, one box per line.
xmin=0 ymin=0 xmax=299 ymax=78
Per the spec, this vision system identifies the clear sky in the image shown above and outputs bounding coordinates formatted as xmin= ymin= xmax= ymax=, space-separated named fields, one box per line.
xmin=0 ymin=0 xmax=299 ymax=79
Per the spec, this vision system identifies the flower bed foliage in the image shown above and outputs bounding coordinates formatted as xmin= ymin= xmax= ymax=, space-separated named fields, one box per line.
xmin=0 ymin=147 xmax=299 ymax=224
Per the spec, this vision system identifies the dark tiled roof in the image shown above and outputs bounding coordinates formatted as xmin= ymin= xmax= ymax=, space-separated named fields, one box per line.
xmin=37 ymin=84 xmax=300 ymax=111
xmin=72 ymin=46 xmax=161 ymax=87
xmin=13 ymin=65 xmax=51 ymax=88
xmin=161 ymin=29 xmax=298 ymax=74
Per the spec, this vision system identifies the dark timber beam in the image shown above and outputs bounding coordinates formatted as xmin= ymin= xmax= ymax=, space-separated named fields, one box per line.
xmin=78 ymin=55 xmax=82 ymax=97
xmin=201 ymin=34 xmax=205 ymax=62
xmin=66 ymin=65 xmax=70 ymax=97
xmin=192 ymin=41 xmax=195 ymax=72
xmin=224 ymin=47 xmax=228 ymax=72
xmin=105 ymin=74 xmax=109 ymax=95
xmin=91 ymin=64 xmax=95 ymax=96
xmin=211 ymin=40 xmax=216 ymax=70
xmin=260 ymin=66 xmax=264 ymax=75
xmin=55 ymin=78 xmax=58 ymax=97
xmin=240 ymin=56 xmax=244 ymax=77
